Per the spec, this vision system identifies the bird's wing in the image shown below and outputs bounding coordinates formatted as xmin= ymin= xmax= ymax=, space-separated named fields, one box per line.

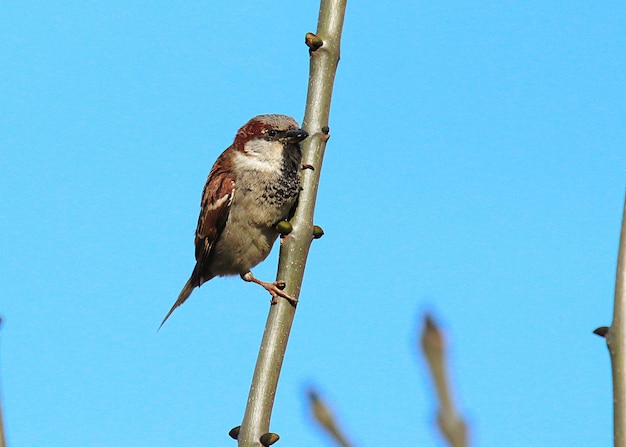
xmin=159 ymin=149 xmax=236 ymax=330
xmin=193 ymin=151 xmax=235 ymax=277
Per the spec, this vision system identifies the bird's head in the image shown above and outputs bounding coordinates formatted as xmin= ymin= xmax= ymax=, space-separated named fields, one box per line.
xmin=232 ymin=114 xmax=308 ymax=169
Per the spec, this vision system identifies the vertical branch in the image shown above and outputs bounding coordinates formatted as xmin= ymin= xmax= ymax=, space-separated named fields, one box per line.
xmin=420 ymin=314 xmax=470 ymax=447
xmin=597 ymin=195 xmax=626 ymax=446
xmin=236 ymin=1 xmax=347 ymax=446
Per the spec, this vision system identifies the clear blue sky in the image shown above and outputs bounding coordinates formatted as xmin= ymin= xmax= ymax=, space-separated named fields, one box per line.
xmin=1 ymin=1 xmax=624 ymax=446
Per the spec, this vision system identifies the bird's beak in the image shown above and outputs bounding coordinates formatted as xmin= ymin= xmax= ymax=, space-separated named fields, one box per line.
xmin=285 ymin=128 xmax=308 ymax=143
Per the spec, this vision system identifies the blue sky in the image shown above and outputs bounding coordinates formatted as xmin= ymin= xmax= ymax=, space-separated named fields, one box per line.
xmin=1 ymin=1 xmax=625 ymax=446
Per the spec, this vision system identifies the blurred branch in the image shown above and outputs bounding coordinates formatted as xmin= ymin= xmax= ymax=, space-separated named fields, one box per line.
xmin=307 ymin=388 xmax=354 ymax=447
xmin=420 ymin=314 xmax=469 ymax=447
xmin=595 ymin=194 xmax=626 ymax=446
xmin=236 ymin=1 xmax=346 ymax=446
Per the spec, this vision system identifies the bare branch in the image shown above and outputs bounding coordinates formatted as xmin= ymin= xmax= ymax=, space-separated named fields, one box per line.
xmin=420 ymin=314 xmax=470 ymax=447
xmin=307 ymin=388 xmax=355 ymax=447
xmin=236 ymin=1 xmax=347 ymax=446
xmin=598 ymin=194 xmax=626 ymax=446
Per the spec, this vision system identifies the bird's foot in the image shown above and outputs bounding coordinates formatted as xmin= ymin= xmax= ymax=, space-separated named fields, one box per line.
xmin=241 ymin=272 xmax=298 ymax=305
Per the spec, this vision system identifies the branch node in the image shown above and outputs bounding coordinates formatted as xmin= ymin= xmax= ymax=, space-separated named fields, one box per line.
xmin=275 ymin=221 xmax=293 ymax=236
xmin=260 ymin=432 xmax=280 ymax=446
xmin=421 ymin=313 xmax=444 ymax=356
xmin=313 ymin=225 xmax=325 ymax=239
xmin=305 ymin=32 xmax=324 ymax=52
xmin=229 ymin=426 xmax=241 ymax=440
xmin=594 ymin=326 xmax=610 ymax=338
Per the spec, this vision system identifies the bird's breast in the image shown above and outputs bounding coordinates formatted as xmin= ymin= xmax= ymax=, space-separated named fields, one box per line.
xmin=207 ymin=152 xmax=301 ymax=277
xmin=234 ymin=168 xmax=300 ymax=226
xmin=209 ymin=221 xmax=277 ymax=275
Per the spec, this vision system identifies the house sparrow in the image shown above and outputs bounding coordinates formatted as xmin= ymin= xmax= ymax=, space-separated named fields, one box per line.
xmin=160 ymin=114 xmax=308 ymax=328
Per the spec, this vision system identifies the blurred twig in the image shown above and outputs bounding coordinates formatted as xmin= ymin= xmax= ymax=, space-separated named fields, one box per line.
xmin=307 ymin=388 xmax=354 ymax=447
xmin=420 ymin=314 xmax=469 ymax=447
xmin=236 ymin=1 xmax=346 ymax=446
xmin=595 ymin=194 xmax=626 ymax=446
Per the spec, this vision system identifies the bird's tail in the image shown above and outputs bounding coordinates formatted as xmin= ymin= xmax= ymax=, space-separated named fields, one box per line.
xmin=158 ymin=277 xmax=196 ymax=331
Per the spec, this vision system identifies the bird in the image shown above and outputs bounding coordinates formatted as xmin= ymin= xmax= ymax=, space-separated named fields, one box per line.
xmin=160 ymin=114 xmax=308 ymax=328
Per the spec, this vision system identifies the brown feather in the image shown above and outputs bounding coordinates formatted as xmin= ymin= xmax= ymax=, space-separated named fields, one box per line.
xmin=158 ymin=277 xmax=195 ymax=330
xmin=193 ymin=149 xmax=236 ymax=283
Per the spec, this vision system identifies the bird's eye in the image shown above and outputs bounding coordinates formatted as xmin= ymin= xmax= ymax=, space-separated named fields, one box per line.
xmin=266 ymin=129 xmax=277 ymax=138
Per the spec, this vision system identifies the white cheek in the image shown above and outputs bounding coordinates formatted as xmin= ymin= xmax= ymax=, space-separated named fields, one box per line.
xmin=236 ymin=139 xmax=283 ymax=171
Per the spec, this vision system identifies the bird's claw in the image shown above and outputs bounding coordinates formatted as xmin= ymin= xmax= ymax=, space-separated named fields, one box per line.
xmin=241 ymin=273 xmax=298 ymax=305
xmin=268 ymin=281 xmax=298 ymax=305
